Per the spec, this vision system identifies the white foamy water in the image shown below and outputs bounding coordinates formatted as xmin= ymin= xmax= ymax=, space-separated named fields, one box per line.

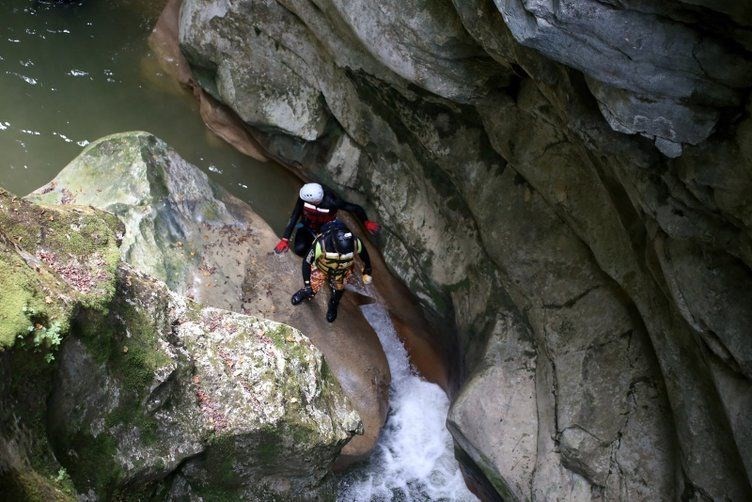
xmin=338 ymin=301 xmax=478 ymax=502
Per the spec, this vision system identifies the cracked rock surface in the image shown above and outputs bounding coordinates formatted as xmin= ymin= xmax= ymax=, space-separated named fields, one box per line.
xmin=47 ymin=266 xmax=360 ymax=499
xmin=174 ymin=1 xmax=752 ymax=499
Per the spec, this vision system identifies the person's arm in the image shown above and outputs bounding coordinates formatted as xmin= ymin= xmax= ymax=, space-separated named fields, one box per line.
xmin=302 ymin=246 xmax=315 ymax=285
xmin=328 ymin=190 xmax=381 ymax=235
xmin=357 ymin=238 xmax=373 ymax=284
xmin=275 ymin=198 xmax=303 ymax=253
xmin=282 ymin=198 xmax=304 ymax=239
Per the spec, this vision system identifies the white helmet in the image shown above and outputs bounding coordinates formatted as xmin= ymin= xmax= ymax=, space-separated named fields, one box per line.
xmin=299 ymin=183 xmax=324 ymax=204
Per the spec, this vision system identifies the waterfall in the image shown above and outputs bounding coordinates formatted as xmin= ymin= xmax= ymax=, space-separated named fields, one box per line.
xmin=338 ymin=300 xmax=478 ymax=501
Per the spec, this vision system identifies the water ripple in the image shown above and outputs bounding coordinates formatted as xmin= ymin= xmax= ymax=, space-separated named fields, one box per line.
xmin=67 ymin=69 xmax=88 ymax=77
xmin=52 ymin=131 xmax=74 ymax=143
xmin=5 ymin=71 xmax=38 ymax=85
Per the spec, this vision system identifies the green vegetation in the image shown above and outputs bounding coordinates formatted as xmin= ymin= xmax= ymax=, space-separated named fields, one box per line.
xmin=75 ymin=283 xmax=172 ymax=395
xmin=0 ymin=345 xmax=77 ymax=500
xmin=0 ymin=253 xmax=58 ymax=349
xmin=57 ymin=428 xmax=121 ymax=497
xmin=20 ymin=306 xmax=64 ymax=363
xmin=0 ymin=188 xmax=128 ymax=498
xmin=265 ymin=323 xmax=307 ymax=361
xmin=0 ymin=188 xmax=122 ymax=350
xmin=0 ymin=469 xmax=74 ymax=502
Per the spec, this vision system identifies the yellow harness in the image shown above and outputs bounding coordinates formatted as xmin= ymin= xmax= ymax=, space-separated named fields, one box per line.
xmin=314 ymin=236 xmax=361 ymax=276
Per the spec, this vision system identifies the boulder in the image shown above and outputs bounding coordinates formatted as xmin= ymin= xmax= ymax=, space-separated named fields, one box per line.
xmin=47 ymin=265 xmax=360 ymax=499
xmin=28 ymin=131 xmax=391 ymax=466
xmin=0 ymin=189 xmax=121 ymax=351
xmin=0 ymin=189 xmax=121 ymax=500
xmin=2 ymin=175 xmax=362 ymax=499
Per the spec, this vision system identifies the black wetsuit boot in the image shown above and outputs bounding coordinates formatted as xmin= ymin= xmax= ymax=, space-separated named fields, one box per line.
xmin=326 ymin=289 xmax=344 ymax=322
xmin=291 ymin=286 xmax=314 ymax=305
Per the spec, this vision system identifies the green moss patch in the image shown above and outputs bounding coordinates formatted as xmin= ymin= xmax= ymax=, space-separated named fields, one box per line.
xmin=56 ymin=428 xmax=121 ymax=497
xmin=0 ymin=188 xmax=122 ymax=351
xmin=0 ymin=347 xmax=76 ymax=500
xmin=264 ymin=324 xmax=308 ymax=361
xmin=0 ymin=252 xmax=62 ymax=350
xmin=75 ymin=276 xmax=172 ymax=395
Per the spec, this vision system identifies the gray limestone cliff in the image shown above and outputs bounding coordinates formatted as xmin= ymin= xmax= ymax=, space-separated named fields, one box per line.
xmin=176 ymin=1 xmax=752 ymax=499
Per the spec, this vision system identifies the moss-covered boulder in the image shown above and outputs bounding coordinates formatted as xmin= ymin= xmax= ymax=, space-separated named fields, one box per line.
xmin=0 ymin=189 xmax=121 ymax=352
xmin=48 ymin=266 xmax=360 ymax=499
xmin=2 ymin=180 xmax=360 ymax=499
xmin=0 ymin=189 xmax=122 ymax=500
xmin=29 ymin=131 xmax=390 ymax=467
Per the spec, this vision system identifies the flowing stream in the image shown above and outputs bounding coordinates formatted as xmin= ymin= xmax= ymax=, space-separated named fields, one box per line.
xmin=338 ymin=300 xmax=478 ymax=502
xmin=1 ymin=1 xmax=477 ymax=500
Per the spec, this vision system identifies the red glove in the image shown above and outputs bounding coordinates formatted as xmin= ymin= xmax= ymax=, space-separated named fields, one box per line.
xmin=364 ymin=220 xmax=381 ymax=235
xmin=274 ymin=238 xmax=289 ymax=254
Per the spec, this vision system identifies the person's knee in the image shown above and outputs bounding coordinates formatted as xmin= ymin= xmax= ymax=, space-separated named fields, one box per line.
xmin=293 ymin=231 xmax=313 ymax=256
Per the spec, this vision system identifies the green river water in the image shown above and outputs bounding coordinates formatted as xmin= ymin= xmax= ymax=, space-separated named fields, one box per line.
xmin=0 ymin=0 xmax=299 ymax=232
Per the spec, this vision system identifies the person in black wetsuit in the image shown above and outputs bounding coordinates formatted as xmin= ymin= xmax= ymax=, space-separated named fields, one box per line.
xmin=290 ymin=220 xmax=372 ymax=322
xmin=274 ymin=182 xmax=380 ymax=257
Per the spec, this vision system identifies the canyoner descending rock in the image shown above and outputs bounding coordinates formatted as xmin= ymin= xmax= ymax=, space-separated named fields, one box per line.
xmin=275 ymin=181 xmax=380 ymax=257
xmin=291 ymin=220 xmax=373 ymax=323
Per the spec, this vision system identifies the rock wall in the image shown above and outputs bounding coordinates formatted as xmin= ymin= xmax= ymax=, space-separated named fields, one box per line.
xmin=178 ymin=1 xmax=752 ymax=500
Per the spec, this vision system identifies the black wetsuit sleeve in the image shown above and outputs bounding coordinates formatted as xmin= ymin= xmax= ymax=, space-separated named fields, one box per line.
xmin=327 ymin=190 xmax=369 ymax=223
xmin=302 ymin=246 xmax=315 ymax=284
xmin=358 ymin=239 xmax=372 ymax=275
xmin=282 ymin=198 xmax=304 ymax=239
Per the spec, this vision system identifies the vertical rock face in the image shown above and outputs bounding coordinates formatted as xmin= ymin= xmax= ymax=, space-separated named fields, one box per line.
xmin=176 ymin=0 xmax=752 ymax=500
